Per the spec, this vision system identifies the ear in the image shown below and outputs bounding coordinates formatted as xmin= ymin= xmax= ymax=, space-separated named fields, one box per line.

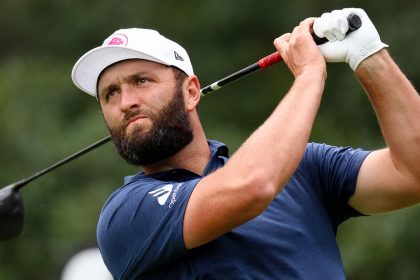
xmin=183 ymin=75 xmax=201 ymax=111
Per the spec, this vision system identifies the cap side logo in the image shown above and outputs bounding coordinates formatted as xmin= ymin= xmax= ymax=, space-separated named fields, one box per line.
xmin=174 ymin=51 xmax=184 ymax=61
xmin=107 ymin=34 xmax=129 ymax=46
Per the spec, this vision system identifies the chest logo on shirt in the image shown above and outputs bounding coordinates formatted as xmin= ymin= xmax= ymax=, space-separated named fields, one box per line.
xmin=148 ymin=183 xmax=183 ymax=208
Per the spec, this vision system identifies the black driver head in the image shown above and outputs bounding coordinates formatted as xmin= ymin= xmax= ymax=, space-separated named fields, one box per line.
xmin=0 ymin=184 xmax=25 ymax=241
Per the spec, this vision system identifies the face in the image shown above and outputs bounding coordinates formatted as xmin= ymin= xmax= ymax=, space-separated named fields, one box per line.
xmin=98 ymin=60 xmax=193 ymax=166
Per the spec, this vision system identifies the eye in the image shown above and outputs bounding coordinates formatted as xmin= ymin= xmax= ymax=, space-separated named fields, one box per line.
xmin=134 ymin=77 xmax=150 ymax=87
xmin=104 ymin=88 xmax=120 ymax=102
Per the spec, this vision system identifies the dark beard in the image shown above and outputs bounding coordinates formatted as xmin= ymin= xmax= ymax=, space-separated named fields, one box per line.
xmin=107 ymin=87 xmax=193 ymax=166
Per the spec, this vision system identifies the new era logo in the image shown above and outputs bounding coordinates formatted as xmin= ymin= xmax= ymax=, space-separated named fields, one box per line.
xmin=148 ymin=184 xmax=173 ymax=206
xmin=174 ymin=51 xmax=184 ymax=61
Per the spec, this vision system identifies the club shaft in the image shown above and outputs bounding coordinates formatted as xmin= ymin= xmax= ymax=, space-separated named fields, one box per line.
xmin=14 ymin=135 xmax=112 ymax=191
xmin=200 ymin=14 xmax=361 ymax=96
xmin=200 ymin=52 xmax=282 ymax=96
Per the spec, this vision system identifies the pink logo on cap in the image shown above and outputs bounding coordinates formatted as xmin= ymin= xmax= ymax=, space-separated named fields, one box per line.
xmin=107 ymin=34 xmax=128 ymax=46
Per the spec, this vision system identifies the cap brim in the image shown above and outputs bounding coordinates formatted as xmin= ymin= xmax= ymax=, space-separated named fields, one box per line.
xmin=71 ymin=46 xmax=167 ymax=97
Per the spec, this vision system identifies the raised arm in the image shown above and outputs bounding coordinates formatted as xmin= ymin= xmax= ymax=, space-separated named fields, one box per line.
xmin=183 ymin=18 xmax=327 ymax=249
xmin=349 ymin=50 xmax=420 ymax=213
xmin=313 ymin=8 xmax=420 ymax=213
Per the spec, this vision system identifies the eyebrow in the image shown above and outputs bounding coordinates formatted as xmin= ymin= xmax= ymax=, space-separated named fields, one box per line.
xmin=98 ymin=71 xmax=151 ymax=100
xmin=98 ymin=84 xmax=118 ymax=100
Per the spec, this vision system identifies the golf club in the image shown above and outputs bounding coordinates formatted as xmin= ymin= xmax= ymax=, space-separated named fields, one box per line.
xmin=0 ymin=136 xmax=111 ymax=241
xmin=201 ymin=13 xmax=361 ymax=95
xmin=0 ymin=14 xmax=361 ymax=241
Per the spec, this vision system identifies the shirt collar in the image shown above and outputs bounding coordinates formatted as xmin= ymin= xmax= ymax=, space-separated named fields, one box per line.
xmin=202 ymin=140 xmax=228 ymax=176
xmin=124 ymin=140 xmax=228 ymax=184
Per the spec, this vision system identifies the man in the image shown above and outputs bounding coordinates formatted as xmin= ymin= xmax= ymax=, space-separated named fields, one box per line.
xmin=72 ymin=8 xmax=420 ymax=279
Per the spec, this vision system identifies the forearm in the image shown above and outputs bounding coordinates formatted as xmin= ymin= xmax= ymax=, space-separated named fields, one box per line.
xmin=226 ymin=17 xmax=328 ymax=198
xmin=225 ymin=70 xmax=325 ymax=194
xmin=356 ymin=49 xmax=420 ymax=179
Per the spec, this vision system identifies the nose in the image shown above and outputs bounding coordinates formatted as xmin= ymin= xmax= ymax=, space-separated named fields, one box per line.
xmin=119 ymin=84 xmax=140 ymax=112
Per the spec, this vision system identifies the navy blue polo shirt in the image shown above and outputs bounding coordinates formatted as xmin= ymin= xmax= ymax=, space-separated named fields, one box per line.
xmin=97 ymin=140 xmax=370 ymax=279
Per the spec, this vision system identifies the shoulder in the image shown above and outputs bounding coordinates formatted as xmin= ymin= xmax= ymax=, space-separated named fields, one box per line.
xmin=101 ymin=171 xmax=201 ymax=216
xmin=299 ymin=142 xmax=371 ymax=187
xmin=303 ymin=142 xmax=370 ymax=163
xmin=97 ymin=171 xmax=202 ymax=274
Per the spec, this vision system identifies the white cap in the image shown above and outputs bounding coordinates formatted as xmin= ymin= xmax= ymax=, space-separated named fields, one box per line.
xmin=71 ymin=28 xmax=194 ymax=97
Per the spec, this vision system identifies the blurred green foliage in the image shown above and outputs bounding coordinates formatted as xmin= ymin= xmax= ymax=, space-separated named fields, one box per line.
xmin=0 ymin=0 xmax=419 ymax=279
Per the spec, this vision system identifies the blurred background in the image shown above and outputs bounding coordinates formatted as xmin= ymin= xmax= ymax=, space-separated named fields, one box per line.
xmin=1 ymin=0 xmax=419 ymax=279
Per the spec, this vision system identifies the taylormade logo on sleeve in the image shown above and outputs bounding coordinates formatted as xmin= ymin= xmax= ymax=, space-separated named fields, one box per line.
xmin=148 ymin=183 xmax=183 ymax=208
xmin=148 ymin=184 xmax=173 ymax=205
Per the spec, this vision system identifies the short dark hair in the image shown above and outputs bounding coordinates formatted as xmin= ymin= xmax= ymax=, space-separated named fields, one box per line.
xmin=171 ymin=67 xmax=189 ymax=90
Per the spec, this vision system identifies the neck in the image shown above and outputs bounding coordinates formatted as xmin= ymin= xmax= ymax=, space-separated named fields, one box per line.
xmin=142 ymin=121 xmax=210 ymax=176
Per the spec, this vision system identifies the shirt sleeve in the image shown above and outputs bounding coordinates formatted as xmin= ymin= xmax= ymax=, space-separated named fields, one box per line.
xmin=97 ymin=177 xmax=200 ymax=279
xmin=302 ymin=143 xmax=371 ymax=225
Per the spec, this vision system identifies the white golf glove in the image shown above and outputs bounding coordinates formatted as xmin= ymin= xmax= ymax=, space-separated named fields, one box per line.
xmin=313 ymin=8 xmax=388 ymax=71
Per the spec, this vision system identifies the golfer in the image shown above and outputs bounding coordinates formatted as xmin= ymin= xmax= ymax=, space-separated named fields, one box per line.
xmin=72 ymin=8 xmax=420 ymax=279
